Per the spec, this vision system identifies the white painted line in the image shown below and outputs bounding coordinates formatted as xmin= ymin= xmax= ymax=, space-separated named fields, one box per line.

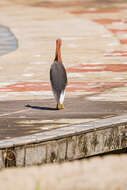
xmin=0 ymin=109 xmax=29 ymax=117
xmin=68 ymin=73 xmax=84 ymax=78
xmin=23 ymin=73 xmax=34 ymax=77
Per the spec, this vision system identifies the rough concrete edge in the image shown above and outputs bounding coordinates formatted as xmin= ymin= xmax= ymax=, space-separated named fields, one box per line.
xmin=0 ymin=114 xmax=127 ymax=149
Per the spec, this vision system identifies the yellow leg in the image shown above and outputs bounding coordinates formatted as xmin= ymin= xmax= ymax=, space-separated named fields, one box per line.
xmin=61 ymin=104 xmax=64 ymax=109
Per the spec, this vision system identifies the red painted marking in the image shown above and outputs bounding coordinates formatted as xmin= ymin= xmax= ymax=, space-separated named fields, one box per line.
xmin=111 ymin=50 xmax=127 ymax=53
xmin=105 ymin=50 xmax=127 ymax=57
xmin=70 ymin=9 xmax=121 ymax=15
xmin=94 ymin=19 xmax=121 ymax=24
xmin=0 ymin=81 xmax=126 ymax=93
xmin=110 ymin=29 xmax=127 ymax=34
xmin=67 ymin=64 xmax=127 ymax=72
xmin=68 ymin=82 xmax=126 ymax=93
xmin=120 ymin=39 xmax=127 ymax=44
xmin=0 ymin=82 xmax=51 ymax=92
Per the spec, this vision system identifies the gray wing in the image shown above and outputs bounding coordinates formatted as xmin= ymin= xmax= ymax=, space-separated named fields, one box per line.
xmin=50 ymin=61 xmax=67 ymax=97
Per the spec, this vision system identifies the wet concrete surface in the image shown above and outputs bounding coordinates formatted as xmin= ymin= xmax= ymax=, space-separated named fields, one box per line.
xmin=0 ymin=96 xmax=127 ymax=140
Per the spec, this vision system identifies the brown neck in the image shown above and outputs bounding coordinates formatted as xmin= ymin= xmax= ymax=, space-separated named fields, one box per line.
xmin=54 ymin=39 xmax=62 ymax=62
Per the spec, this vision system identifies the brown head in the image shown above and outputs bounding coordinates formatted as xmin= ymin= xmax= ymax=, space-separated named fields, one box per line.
xmin=54 ymin=38 xmax=62 ymax=62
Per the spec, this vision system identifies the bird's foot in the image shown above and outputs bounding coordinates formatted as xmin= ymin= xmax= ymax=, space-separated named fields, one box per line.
xmin=60 ymin=104 xmax=64 ymax=109
xmin=56 ymin=104 xmax=64 ymax=110
xmin=56 ymin=103 xmax=59 ymax=110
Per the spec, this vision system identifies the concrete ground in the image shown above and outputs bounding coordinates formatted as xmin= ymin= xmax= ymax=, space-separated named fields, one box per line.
xmin=0 ymin=97 xmax=127 ymax=140
xmin=0 ymin=0 xmax=127 ymax=138
xmin=0 ymin=1 xmax=127 ymax=189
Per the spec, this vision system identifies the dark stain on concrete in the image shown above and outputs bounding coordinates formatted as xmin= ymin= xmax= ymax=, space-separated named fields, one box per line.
xmin=78 ymin=135 xmax=88 ymax=155
xmin=0 ymin=25 xmax=18 ymax=56
xmin=91 ymin=132 xmax=98 ymax=151
xmin=50 ymin=152 xmax=56 ymax=163
xmin=4 ymin=148 xmax=16 ymax=167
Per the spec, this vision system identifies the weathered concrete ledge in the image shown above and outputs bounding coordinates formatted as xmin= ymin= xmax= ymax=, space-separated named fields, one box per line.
xmin=0 ymin=114 xmax=127 ymax=168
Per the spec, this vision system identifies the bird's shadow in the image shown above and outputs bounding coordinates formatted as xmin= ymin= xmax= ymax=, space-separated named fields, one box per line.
xmin=25 ymin=104 xmax=57 ymax=111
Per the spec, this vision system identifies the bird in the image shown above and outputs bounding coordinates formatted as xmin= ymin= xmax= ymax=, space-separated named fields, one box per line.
xmin=50 ymin=39 xmax=67 ymax=110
